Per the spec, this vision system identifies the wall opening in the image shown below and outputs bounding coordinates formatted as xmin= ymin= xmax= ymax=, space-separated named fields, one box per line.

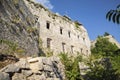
xmin=62 ymin=43 xmax=65 ymax=52
xmin=71 ymin=45 xmax=74 ymax=53
xmin=47 ymin=38 xmax=52 ymax=49
xmin=81 ymin=48 xmax=83 ymax=53
xmin=78 ymin=35 xmax=79 ymax=39
xmin=60 ymin=27 xmax=63 ymax=35
xmin=86 ymin=50 xmax=88 ymax=54
xmin=83 ymin=38 xmax=85 ymax=42
xmin=46 ymin=21 xmax=50 ymax=29
xmin=68 ymin=31 xmax=71 ymax=38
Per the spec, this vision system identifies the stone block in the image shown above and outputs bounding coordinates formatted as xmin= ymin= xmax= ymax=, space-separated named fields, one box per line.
xmin=0 ymin=72 xmax=10 ymax=80
xmin=42 ymin=58 xmax=52 ymax=66
xmin=12 ymin=73 xmax=26 ymax=80
xmin=43 ymin=65 xmax=53 ymax=72
xmin=0 ymin=64 xmax=20 ymax=73
xmin=15 ymin=59 xmax=30 ymax=69
xmin=22 ymin=70 xmax=33 ymax=77
xmin=29 ymin=62 xmax=43 ymax=72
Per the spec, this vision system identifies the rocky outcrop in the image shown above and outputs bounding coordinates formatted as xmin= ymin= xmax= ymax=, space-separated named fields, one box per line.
xmin=91 ymin=35 xmax=120 ymax=48
xmin=0 ymin=54 xmax=19 ymax=69
xmin=0 ymin=0 xmax=40 ymax=57
xmin=0 ymin=56 xmax=65 ymax=80
xmin=104 ymin=35 xmax=120 ymax=48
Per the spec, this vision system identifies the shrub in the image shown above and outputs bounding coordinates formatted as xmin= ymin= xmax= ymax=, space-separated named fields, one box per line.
xmin=59 ymin=53 xmax=82 ymax=80
xmin=0 ymin=39 xmax=25 ymax=56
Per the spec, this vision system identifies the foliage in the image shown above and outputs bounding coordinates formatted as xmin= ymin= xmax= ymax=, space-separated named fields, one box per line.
xmin=111 ymin=56 xmax=120 ymax=74
xmin=106 ymin=4 xmax=120 ymax=24
xmin=85 ymin=56 xmax=119 ymax=80
xmin=27 ymin=27 xmax=37 ymax=33
xmin=88 ymin=35 xmax=120 ymax=80
xmin=11 ymin=14 xmax=21 ymax=24
xmin=104 ymin=32 xmax=110 ymax=36
xmin=46 ymin=49 xmax=53 ymax=57
xmin=91 ymin=36 xmax=118 ymax=56
xmin=13 ymin=0 xmax=19 ymax=5
xmin=0 ymin=39 xmax=25 ymax=56
xmin=59 ymin=53 xmax=82 ymax=80
xmin=74 ymin=21 xmax=82 ymax=30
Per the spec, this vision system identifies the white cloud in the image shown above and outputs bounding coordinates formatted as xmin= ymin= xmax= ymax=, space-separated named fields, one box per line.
xmin=35 ymin=0 xmax=53 ymax=9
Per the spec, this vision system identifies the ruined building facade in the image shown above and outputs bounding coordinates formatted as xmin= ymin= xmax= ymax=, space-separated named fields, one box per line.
xmin=24 ymin=0 xmax=91 ymax=56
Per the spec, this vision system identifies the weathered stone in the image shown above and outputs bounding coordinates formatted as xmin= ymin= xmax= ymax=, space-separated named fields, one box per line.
xmin=12 ymin=73 xmax=26 ymax=80
xmin=28 ymin=57 xmax=39 ymax=63
xmin=29 ymin=62 xmax=43 ymax=72
xmin=23 ymin=0 xmax=91 ymax=56
xmin=43 ymin=65 xmax=53 ymax=72
xmin=42 ymin=58 xmax=52 ymax=66
xmin=46 ymin=78 xmax=60 ymax=80
xmin=0 ymin=56 xmax=65 ymax=80
xmin=0 ymin=72 xmax=10 ymax=80
xmin=0 ymin=0 xmax=40 ymax=57
xmin=15 ymin=59 xmax=30 ymax=69
xmin=0 ymin=64 xmax=20 ymax=73
xmin=27 ymin=74 xmax=46 ymax=80
xmin=22 ymin=70 xmax=33 ymax=77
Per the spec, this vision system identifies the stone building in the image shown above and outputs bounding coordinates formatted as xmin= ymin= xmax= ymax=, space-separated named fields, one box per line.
xmin=24 ymin=0 xmax=91 ymax=56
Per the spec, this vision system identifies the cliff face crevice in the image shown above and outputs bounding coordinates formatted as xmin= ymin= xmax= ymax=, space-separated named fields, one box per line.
xmin=0 ymin=0 xmax=41 ymax=57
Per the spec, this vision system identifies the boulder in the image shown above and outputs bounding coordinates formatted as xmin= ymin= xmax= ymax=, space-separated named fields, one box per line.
xmin=0 ymin=72 xmax=10 ymax=80
xmin=12 ymin=73 xmax=26 ymax=80
xmin=22 ymin=70 xmax=33 ymax=77
xmin=0 ymin=64 xmax=20 ymax=73
xmin=15 ymin=58 xmax=30 ymax=69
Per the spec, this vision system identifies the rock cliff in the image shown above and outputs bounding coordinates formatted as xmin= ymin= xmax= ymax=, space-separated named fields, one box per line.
xmin=0 ymin=0 xmax=40 ymax=57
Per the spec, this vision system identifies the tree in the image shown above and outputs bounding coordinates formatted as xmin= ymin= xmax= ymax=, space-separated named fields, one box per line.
xmin=104 ymin=32 xmax=110 ymax=36
xmin=85 ymin=56 xmax=119 ymax=80
xmin=91 ymin=36 xmax=118 ymax=56
xmin=89 ymin=35 xmax=120 ymax=80
xmin=106 ymin=4 xmax=120 ymax=24
xmin=59 ymin=53 xmax=82 ymax=80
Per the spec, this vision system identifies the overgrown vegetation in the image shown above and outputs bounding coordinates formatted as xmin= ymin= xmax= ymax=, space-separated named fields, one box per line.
xmin=91 ymin=36 xmax=118 ymax=56
xmin=27 ymin=27 xmax=37 ymax=33
xmin=85 ymin=34 xmax=120 ymax=80
xmin=74 ymin=21 xmax=80 ymax=29
xmin=0 ymin=39 xmax=25 ymax=57
xmin=59 ymin=53 xmax=83 ymax=80
xmin=44 ymin=48 xmax=53 ymax=57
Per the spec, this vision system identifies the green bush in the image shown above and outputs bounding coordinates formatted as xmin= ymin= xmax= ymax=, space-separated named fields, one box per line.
xmin=88 ymin=35 xmax=120 ymax=80
xmin=91 ymin=36 xmax=118 ymax=56
xmin=0 ymin=39 xmax=25 ymax=56
xmin=59 ymin=53 xmax=82 ymax=80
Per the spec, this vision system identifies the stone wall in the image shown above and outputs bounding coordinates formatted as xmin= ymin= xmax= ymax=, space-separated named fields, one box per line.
xmin=24 ymin=0 xmax=91 ymax=56
xmin=0 ymin=56 xmax=65 ymax=80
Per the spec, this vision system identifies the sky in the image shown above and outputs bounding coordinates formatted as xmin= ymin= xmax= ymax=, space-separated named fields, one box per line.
xmin=36 ymin=0 xmax=120 ymax=42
